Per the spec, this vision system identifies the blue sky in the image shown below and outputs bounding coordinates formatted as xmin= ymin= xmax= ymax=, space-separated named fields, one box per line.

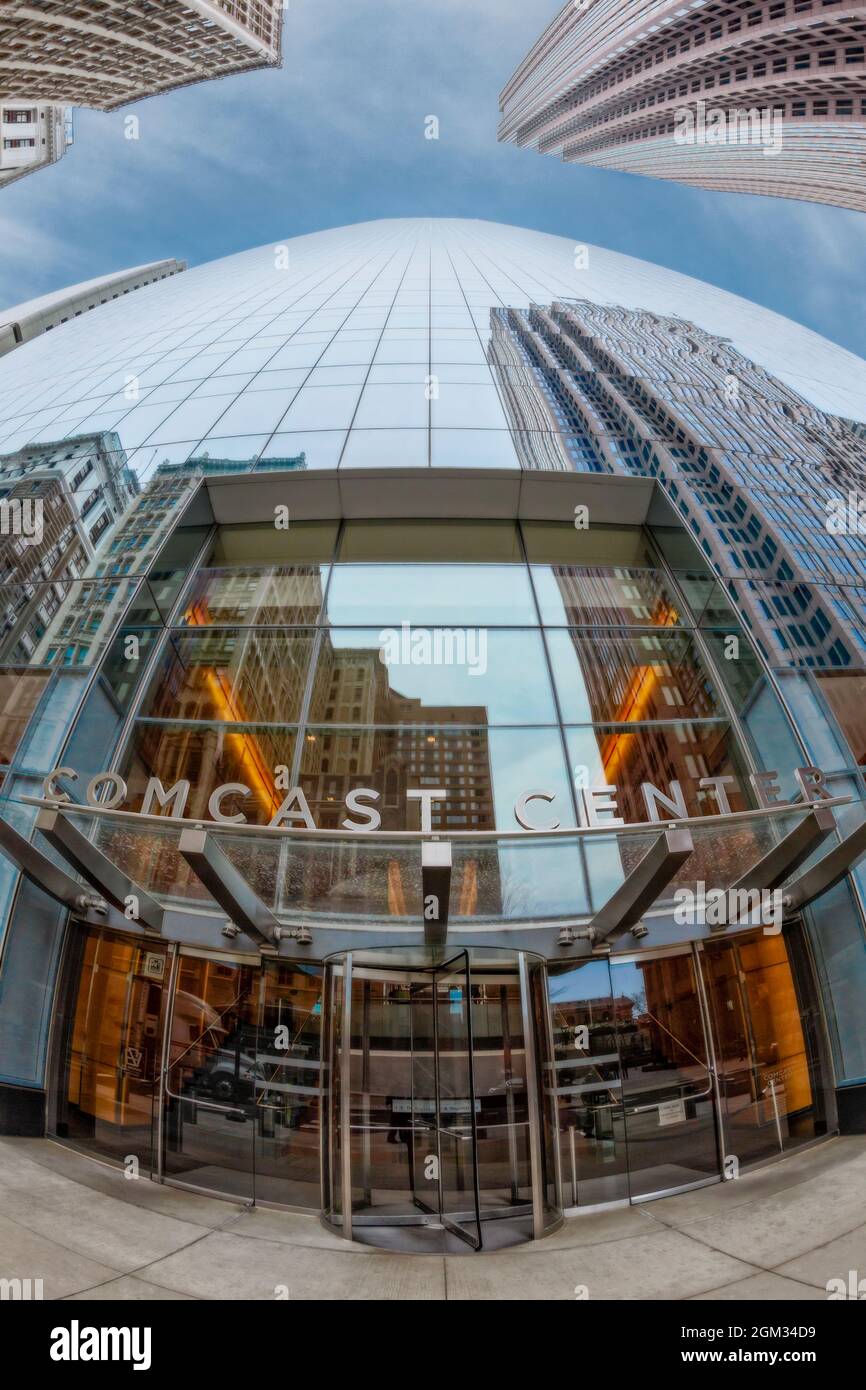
xmin=1 ymin=0 xmax=864 ymax=359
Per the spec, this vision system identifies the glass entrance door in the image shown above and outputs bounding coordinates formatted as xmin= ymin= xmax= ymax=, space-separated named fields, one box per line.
xmin=699 ymin=925 xmax=831 ymax=1167
xmin=50 ymin=924 xmax=169 ymax=1173
xmin=162 ymin=952 xmax=323 ymax=1205
xmin=322 ymin=949 xmax=559 ymax=1250
xmin=612 ymin=951 xmax=721 ymax=1199
xmin=409 ymin=953 xmax=483 ymax=1248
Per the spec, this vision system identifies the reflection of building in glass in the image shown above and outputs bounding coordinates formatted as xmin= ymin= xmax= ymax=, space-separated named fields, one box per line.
xmin=299 ymin=638 xmax=498 ymax=915
xmin=0 ymin=432 xmax=138 ymax=664
xmin=491 ymin=302 xmax=866 ymax=668
xmin=2 ymin=222 xmax=866 ymax=1241
xmin=34 ymin=450 xmax=305 ymax=669
xmin=300 ymin=632 xmax=496 ymax=835
xmin=498 ymin=1 xmax=866 ymax=212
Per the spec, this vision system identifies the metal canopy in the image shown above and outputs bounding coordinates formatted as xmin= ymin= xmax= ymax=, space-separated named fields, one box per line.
xmin=723 ymin=806 xmax=836 ymax=927
xmin=422 ymin=840 xmax=452 ymax=947
xmin=0 ymin=814 xmax=108 ymax=916
xmin=783 ymin=817 xmax=866 ymax=913
xmin=178 ymin=827 xmax=279 ymax=950
xmin=36 ymin=808 xmax=164 ymax=935
xmin=590 ymin=827 xmax=694 ymax=945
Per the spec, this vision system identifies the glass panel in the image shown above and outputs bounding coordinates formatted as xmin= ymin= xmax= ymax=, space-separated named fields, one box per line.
xmin=254 ymin=962 xmax=323 ymax=1207
xmin=675 ymin=575 xmax=739 ymax=628
xmin=548 ymin=629 xmax=723 ymax=724
xmin=123 ymin=721 xmax=296 ymax=825
xmin=699 ymin=629 xmax=767 ymax=713
xmin=409 ymin=975 xmax=440 ymax=1217
xmin=702 ymin=930 xmax=829 ymax=1166
xmin=0 ymin=668 xmax=49 ymax=763
xmin=0 ymin=578 xmax=147 ymax=670
xmin=163 ymin=956 xmax=257 ymax=1202
xmin=434 ymin=953 xmax=482 ymax=1248
xmin=259 ymin=431 xmax=345 ymax=469
xmin=813 ymin=671 xmax=866 ymax=765
xmin=300 ymin=725 xmax=572 ymax=832
xmin=126 ymin=577 xmax=181 ymax=628
xmin=585 ymin=812 xmax=814 ymax=930
xmin=470 ymin=963 xmax=533 ymax=1217
xmin=325 ymin=565 xmax=538 ymax=626
xmin=526 ymin=957 xmax=561 ymax=1229
xmin=95 ymin=629 xmax=161 ymax=713
xmin=430 ymin=431 xmax=520 ymax=471
xmin=741 ymin=682 xmax=806 ymax=797
xmin=179 ymin=568 xmax=327 ymax=625
xmin=322 ymin=961 xmax=344 ymax=1223
xmin=139 ymin=629 xmax=317 ymax=724
xmin=146 ymin=524 xmax=211 ymax=618
xmin=532 ymin=565 xmax=684 ymax=628
xmin=548 ymin=958 xmax=628 ymax=1206
xmin=339 ymin=429 xmax=428 ymax=469
xmin=312 ymin=628 xmax=556 ymax=726
xmin=650 ymin=525 xmax=713 ymax=571
xmin=611 ymin=953 xmax=719 ymax=1199
xmin=565 ymin=721 xmax=750 ymax=825
xmin=808 ymin=877 xmax=866 ymax=1085
xmin=772 ymin=676 xmax=849 ymax=771
xmin=50 ymin=927 xmax=167 ymax=1175
xmin=344 ymin=967 xmax=421 ymax=1218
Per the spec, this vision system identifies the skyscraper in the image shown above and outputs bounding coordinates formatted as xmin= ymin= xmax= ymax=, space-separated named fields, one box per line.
xmin=499 ymin=0 xmax=866 ymax=212
xmin=0 ymin=0 xmax=284 ymax=185
xmin=1 ymin=222 xmax=866 ymax=1246
xmin=490 ymin=299 xmax=866 ymax=669
xmin=0 ymin=100 xmax=71 ymax=189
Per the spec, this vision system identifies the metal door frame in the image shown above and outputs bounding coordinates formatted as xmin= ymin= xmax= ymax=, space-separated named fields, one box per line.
xmin=695 ymin=917 xmax=839 ymax=1174
xmin=612 ymin=943 xmax=724 ymax=1203
xmin=321 ymin=947 xmax=550 ymax=1247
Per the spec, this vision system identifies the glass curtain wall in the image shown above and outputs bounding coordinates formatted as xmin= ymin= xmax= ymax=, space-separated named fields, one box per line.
xmin=110 ymin=517 xmax=802 ymax=927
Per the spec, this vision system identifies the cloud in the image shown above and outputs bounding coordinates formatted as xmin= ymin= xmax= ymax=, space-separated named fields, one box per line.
xmin=0 ymin=211 xmax=83 ymax=309
xmin=0 ymin=0 xmax=863 ymax=366
xmin=703 ymin=189 xmax=866 ymax=348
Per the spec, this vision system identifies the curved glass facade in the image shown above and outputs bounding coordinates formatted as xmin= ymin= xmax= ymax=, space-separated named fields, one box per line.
xmin=1 ymin=219 xmax=865 ymax=1250
xmin=0 ymin=219 xmax=864 ymax=486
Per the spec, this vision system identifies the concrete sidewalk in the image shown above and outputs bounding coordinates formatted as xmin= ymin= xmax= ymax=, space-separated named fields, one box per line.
xmin=1 ymin=1135 xmax=865 ymax=1300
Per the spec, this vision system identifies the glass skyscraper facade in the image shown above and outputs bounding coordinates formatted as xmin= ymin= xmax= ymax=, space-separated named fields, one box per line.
xmin=0 ymin=219 xmax=865 ymax=1251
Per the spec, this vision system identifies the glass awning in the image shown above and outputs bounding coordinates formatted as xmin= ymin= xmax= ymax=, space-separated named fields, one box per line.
xmin=2 ymin=793 xmax=861 ymax=954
